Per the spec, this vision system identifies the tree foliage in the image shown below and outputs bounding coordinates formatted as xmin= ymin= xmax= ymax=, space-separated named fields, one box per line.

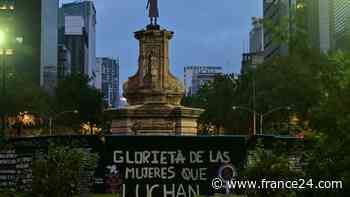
xmin=182 ymin=74 xmax=251 ymax=134
xmin=1 ymin=74 xmax=51 ymax=136
xmin=54 ymin=74 xmax=104 ymax=134
xmin=302 ymin=52 xmax=350 ymax=197
xmin=182 ymin=9 xmax=350 ymax=196
xmin=242 ymin=140 xmax=302 ymax=197
xmin=5 ymin=74 xmax=51 ymax=116
xmin=1 ymin=73 xmax=105 ymax=136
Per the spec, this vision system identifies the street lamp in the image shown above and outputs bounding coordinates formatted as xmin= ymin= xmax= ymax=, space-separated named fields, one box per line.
xmin=232 ymin=106 xmax=292 ymax=135
xmin=259 ymin=106 xmax=291 ymax=135
xmin=0 ymin=29 xmax=6 ymax=136
xmin=251 ymin=65 xmax=257 ymax=137
xmin=232 ymin=106 xmax=257 ymax=135
xmin=0 ymin=28 xmax=18 ymax=137
xmin=49 ymin=110 xmax=79 ymax=135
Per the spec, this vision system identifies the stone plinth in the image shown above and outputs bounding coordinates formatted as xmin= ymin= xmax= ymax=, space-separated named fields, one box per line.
xmin=107 ymin=25 xmax=203 ymax=135
xmin=106 ymin=104 xmax=203 ymax=136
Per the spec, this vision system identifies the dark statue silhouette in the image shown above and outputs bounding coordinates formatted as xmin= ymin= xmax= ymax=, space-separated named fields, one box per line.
xmin=146 ymin=0 xmax=159 ymax=25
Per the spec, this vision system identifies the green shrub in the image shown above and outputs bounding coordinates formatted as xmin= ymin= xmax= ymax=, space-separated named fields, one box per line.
xmin=31 ymin=145 xmax=98 ymax=197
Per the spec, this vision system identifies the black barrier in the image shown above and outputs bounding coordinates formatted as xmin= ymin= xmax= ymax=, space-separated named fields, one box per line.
xmin=0 ymin=149 xmax=16 ymax=191
xmin=0 ymin=136 xmax=104 ymax=193
xmin=100 ymin=136 xmax=247 ymax=197
xmin=0 ymin=135 xmax=303 ymax=197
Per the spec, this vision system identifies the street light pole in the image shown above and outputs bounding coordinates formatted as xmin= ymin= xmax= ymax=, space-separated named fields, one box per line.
xmin=49 ymin=117 xmax=53 ymax=136
xmin=232 ymin=106 xmax=257 ymax=135
xmin=252 ymin=65 xmax=257 ymax=135
xmin=233 ymin=106 xmax=291 ymax=135
xmin=259 ymin=113 xmax=263 ymax=135
xmin=1 ymin=53 xmax=5 ymax=135
xmin=253 ymin=99 xmax=256 ymax=135
xmin=259 ymin=106 xmax=291 ymax=135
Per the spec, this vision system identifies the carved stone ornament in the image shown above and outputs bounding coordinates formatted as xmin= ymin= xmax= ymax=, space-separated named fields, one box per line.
xmin=123 ymin=26 xmax=185 ymax=105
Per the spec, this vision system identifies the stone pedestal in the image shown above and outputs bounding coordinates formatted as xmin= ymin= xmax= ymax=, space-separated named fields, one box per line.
xmin=106 ymin=25 xmax=203 ymax=135
xmin=106 ymin=104 xmax=202 ymax=135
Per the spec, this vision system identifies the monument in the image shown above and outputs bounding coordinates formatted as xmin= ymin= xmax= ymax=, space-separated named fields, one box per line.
xmin=106 ymin=0 xmax=203 ymax=135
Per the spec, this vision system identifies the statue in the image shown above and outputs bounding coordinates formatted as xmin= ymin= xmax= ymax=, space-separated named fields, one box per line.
xmin=143 ymin=51 xmax=153 ymax=80
xmin=107 ymin=3 xmax=204 ymax=135
xmin=143 ymin=50 xmax=158 ymax=88
xmin=146 ymin=0 xmax=159 ymax=25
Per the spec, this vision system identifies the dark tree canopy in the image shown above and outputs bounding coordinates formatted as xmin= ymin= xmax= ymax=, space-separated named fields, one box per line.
xmin=54 ymin=74 xmax=104 ymax=133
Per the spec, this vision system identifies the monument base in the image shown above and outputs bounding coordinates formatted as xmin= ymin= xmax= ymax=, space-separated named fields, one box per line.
xmin=106 ymin=104 xmax=203 ymax=136
xmin=146 ymin=24 xmax=160 ymax=30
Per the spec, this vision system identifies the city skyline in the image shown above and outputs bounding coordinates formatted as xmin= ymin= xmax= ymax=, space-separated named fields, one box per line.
xmin=63 ymin=0 xmax=262 ymax=86
xmin=0 ymin=2 xmax=348 ymax=196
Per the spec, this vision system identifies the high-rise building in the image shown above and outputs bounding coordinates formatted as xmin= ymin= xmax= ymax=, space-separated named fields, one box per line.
xmin=305 ymin=0 xmax=332 ymax=52
xmin=241 ymin=52 xmax=264 ymax=74
xmin=330 ymin=0 xmax=350 ymax=50
xmin=184 ymin=66 xmax=223 ymax=96
xmin=59 ymin=1 xmax=96 ymax=83
xmin=242 ymin=17 xmax=265 ymax=74
xmin=57 ymin=44 xmax=72 ymax=78
xmin=265 ymin=0 xmax=350 ymax=54
xmin=293 ymin=0 xmax=350 ymax=52
xmin=263 ymin=0 xmax=299 ymax=61
xmin=97 ymin=57 xmax=120 ymax=108
xmin=59 ymin=15 xmax=88 ymax=75
xmin=0 ymin=0 xmax=58 ymax=91
xmin=250 ymin=17 xmax=264 ymax=53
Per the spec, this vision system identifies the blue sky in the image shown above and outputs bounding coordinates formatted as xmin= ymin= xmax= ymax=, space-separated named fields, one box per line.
xmin=63 ymin=0 xmax=262 ymax=86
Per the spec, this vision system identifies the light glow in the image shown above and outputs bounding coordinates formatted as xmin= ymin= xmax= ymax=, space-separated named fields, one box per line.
xmin=5 ymin=49 xmax=13 ymax=55
xmin=80 ymin=122 xmax=102 ymax=135
xmin=296 ymin=3 xmax=305 ymax=9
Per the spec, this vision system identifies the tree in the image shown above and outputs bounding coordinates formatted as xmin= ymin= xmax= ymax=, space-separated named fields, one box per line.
xmin=263 ymin=0 xmax=310 ymax=55
xmin=242 ymin=139 xmax=302 ymax=197
xmin=184 ymin=4 xmax=349 ymax=196
xmin=2 ymin=73 xmax=51 ymax=136
xmin=302 ymin=51 xmax=350 ymax=197
xmin=251 ymin=2 xmax=329 ymax=133
xmin=236 ymin=52 xmax=350 ymax=197
xmin=54 ymin=74 xmax=104 ymax=134
xmin=182 ymin=74 xmax=251 ymax=134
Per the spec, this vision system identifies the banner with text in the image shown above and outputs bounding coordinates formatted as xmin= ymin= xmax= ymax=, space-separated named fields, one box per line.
xmin=102 ymin=136 xmax=247 ymax=197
